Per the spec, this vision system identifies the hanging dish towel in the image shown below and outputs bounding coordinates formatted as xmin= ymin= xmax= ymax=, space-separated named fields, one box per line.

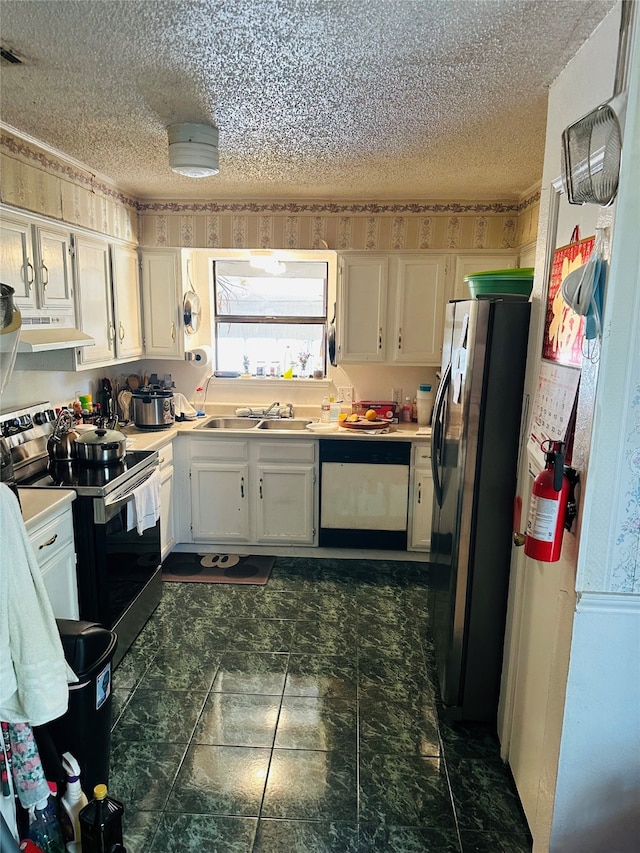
xmin=126 ymin=469 xmax=162 ymax=534
xmin=173 ymin=392 xmax=198 ymax=421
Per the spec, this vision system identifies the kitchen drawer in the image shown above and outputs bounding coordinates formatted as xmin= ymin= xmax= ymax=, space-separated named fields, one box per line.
xmin=29 ymin=511 xmax=74 ymax=567
xmin=189 ymin=438 xmax=250 ymax=461
xmin=158 ymin=440 xmax=174 ymax=469
xmin=412 ymin=443 xmax=432 ymax=466
xmin=256 ymin=440 xmax=315 ymax=463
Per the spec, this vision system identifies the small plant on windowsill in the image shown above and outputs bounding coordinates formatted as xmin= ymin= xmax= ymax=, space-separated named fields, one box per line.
xmin=298 ymin=351 xmax=312 ymax=377
xmin=242 ymin=354 xmax=251 ymax=377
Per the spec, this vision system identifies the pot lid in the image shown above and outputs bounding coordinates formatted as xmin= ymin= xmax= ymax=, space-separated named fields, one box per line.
xmin=76 ymin=427 xmax=125 ymax=444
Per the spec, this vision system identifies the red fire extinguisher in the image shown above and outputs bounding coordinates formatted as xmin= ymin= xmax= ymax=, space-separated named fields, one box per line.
xmin=524 ymin=440 xmax=570 ymax=563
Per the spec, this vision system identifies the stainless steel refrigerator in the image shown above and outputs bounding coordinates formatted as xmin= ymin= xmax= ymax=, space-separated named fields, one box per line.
xmin=429 ymin=297 xmax=531 ymax=722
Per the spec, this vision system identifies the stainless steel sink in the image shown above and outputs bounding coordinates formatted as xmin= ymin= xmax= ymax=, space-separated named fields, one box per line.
xmin=195 ymin=417 xmax=262 ymax=430
xmin=257 ymin=419 xmax=313 ymax=430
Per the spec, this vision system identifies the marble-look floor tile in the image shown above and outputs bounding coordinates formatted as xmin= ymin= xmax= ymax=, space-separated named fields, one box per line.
xmin=359 ymin=753 xmax=457 ymax=831
xmin=358 ymin=822 xmax=461 ymax=852
xmin=149 ymin=812 xmax=257 ymax=853
xmin=275 ymin=696 xmax=357 ymax=753
xmin=438 ymin=720 xmax=502 ymax=761
xmin=296 ymin=591 xmax=358 ymax=624
xmin=359 ymin=697 xmax=440 ymax=757
xmin=292 ymin=620 xmax=359 ymax=655
xmin=114 ymin=641 xmax=157 ymax=690
xmin=121 ymin=808 xmax=162 ymax=853
xmin=212 ymin=651 xmax=288 ymax=694
xmin=261 ymin=749 xmax=357 ymax=821
xmin=459 ymin=828 xmax=533 ymax=852
xmin=139 ymin=646 xmax=222 ymax=691
xmin=108 ymin=741 xmax=186 ymax=811
xmin=110 ymin=686 xmax=132 ymax=729
xmin=253 ymin=818 xmax=358 ymax=852
xmin=223 ymin=617 xmax=294 ymax=652
xmin=285 ymin=654 xmax=357 ymax=700
xmin=114 ymin=688 xmax=207 ymax=743
xmin=166 ymin=744 xmax=270 ymax=816
xmin=447 ymin=758 xmax=529 ymax=835
xmin=230 ymin=590 xmax=301 ymax=620
xmin=193 ymin=693 xmax=281 ymax=747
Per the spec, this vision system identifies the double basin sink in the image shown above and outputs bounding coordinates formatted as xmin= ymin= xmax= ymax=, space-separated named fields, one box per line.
xmin=195 ymin=416 xmax=313 ymax=431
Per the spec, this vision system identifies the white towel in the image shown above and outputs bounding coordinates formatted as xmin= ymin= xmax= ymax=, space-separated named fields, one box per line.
xmin=126 ymin=468 xmax=162 ymax=534
xmin=0 ymin=484 xmax=77 ymax=726
xmin=173 ymin=391 xmax=198 ymax=420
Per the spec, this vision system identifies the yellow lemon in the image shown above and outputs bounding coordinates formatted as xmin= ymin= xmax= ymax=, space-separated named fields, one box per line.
xmin=365 ymin=409 xmax=378 ymax=421
xmin=347 ymin=413 xmax=360 ymax=422
xmin=338 ymin=413 xmax=348 ymax=422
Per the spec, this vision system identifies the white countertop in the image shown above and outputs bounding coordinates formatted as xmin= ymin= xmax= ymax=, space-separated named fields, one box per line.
xmin=19 ymin=488 xmax=75 ymax=529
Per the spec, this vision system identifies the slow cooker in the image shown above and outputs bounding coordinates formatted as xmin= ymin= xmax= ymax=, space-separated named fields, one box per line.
xmin=132 ymin=387 xmax=175 ymax=430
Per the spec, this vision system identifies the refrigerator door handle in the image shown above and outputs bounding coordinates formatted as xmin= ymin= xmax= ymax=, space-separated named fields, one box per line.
xmin=431 ymin=361 xmax=451 ymax=507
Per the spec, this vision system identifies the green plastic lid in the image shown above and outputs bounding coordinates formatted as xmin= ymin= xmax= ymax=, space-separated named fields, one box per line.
xmin=463 ymin=267 xmax=534 ymax=282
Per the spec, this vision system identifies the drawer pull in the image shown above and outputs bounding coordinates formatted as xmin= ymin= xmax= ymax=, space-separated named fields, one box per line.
xmin=39 ymin=534 xmax=58 ymax=549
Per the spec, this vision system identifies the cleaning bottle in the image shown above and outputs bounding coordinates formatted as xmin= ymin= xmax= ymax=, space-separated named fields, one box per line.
xmin=59 ymin=753 xmax=88 ymax=852
xmin=78 ymin=784 xmax=124 ymax=853
xmin=194 ymin=386 xmax=206 ymax=417
xmin=27 ymin=790 xmax=65 ymax=853
xmin=320 ymin=396 xmax=330 ymax=423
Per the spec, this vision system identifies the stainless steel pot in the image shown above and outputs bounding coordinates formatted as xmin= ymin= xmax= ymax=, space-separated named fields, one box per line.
xmin=75 ymin=427 xmax=126 ymax=464
xmin=132 ymin=388 xmax=175 ymax=430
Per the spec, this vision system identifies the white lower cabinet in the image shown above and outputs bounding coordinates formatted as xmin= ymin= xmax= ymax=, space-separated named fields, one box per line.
xmin=159 ymin=440 xmax=176 ymax=559
xmin=25 ymin=495 xmax=79 ymax=619
xmin=189 ymin=438 xmax=317 ymax=546
xmin=409 ymin=443 xmax=433 ymax=552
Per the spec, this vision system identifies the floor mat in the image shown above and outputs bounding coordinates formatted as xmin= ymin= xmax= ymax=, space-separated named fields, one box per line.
xmin=161 ymin=552 xmax=274 ymax=585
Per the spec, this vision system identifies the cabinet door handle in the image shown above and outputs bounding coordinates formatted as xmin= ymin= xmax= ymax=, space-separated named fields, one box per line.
xmin=378 ymin=328 xmax=383 ymax=350
xmin=119 ymin=321 xmax=125 ymax=341
xmin=41 ymin=263 xmax=49 ymax=289
xmin=240 ymin=476 xmax=244 ymax=498
xmin=398 ymin=328 xmax=402 ymax=349
xmin=23 ymin=261 xmax=35 ymax=291
xmin=170 ymin=322 xmax=176 ymax=342
xmin=417 ymin=483 xmax=422 ymax=504
xmin=259 ymin=477 xmax=263 ymax=499
xmin=39 ymin=534 xmax=58 ymax=549
xmin=108 ymin=323 xmax=116 ymax=343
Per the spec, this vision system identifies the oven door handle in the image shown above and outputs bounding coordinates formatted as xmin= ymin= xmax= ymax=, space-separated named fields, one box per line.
xmin=96 ymin=466 xmax=159 ymax=524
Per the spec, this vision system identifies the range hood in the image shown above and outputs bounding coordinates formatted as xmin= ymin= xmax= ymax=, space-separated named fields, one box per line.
xmin=18 ymin=327 xmax=95 ymax=353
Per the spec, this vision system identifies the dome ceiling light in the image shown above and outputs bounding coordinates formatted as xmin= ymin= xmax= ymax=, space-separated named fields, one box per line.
xmin=167 ymin=122 xmax=219 ymax=178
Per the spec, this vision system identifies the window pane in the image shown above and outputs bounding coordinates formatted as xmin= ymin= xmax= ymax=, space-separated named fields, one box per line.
xmin=215 ymin=322 xmax=325 ymax=376
xmin=215 ymin=260 xmax=326 ymax=318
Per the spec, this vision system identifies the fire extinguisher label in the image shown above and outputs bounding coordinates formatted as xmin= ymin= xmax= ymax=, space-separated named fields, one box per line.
xmin=526 ymin=494 xmax=561 ymax=542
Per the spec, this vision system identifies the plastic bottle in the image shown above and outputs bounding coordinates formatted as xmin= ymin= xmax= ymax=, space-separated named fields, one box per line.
xmin=194 ymin=386 xmax=206 ymax=417
xmin=27 ymin=794 xmax=65 ymax=853
xmin=402 ymin=397 xmax=412 ymax=423
xmin=417 ymin=384 xmax=433 ymax=426
xmin=59 ymin=753 xmax=88 ymax=851
xmin=78 ymin=784 xmax=124 ymax=853
xmin=320 ymin=396 xmax=330 ymax=423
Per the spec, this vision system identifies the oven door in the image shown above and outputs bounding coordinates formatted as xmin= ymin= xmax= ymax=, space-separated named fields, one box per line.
xmin=72 ymin=471 xmax=162 ymax=667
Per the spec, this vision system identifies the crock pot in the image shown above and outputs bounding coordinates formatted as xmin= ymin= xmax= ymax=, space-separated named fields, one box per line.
xmin=132 ymin=387 xmax=175 ymax=430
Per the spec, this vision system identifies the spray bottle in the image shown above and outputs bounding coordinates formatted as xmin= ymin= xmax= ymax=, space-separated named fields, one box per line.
xmin=59 ymin=753 xmax=88 ymax=852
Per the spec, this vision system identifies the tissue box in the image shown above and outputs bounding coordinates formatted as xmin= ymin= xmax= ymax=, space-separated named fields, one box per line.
xmin=352 ymin=401 xmax=400 ymax=422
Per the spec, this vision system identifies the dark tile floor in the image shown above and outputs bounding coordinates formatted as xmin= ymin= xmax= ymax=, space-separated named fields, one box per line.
xmin=110 ymin=557 xmax=532 ymax=852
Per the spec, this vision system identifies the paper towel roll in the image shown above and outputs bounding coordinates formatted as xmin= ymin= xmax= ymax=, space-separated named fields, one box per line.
xmin=185 ymin=345 xmax=213 ymax=366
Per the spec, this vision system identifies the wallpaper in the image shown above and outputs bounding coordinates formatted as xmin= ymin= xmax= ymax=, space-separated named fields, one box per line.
xmin=0 ymin=129 xmax=539 ymax=252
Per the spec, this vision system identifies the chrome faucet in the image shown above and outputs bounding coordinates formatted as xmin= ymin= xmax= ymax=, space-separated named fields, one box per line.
xmin=283 ymin=402 xmax=294 ymax=418
xmin=263 ymin=401 xmax=281 ymax=418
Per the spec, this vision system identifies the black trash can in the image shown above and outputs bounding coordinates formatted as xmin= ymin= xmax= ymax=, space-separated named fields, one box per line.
xmin=45 ymin=620 xmax=118 ymax=796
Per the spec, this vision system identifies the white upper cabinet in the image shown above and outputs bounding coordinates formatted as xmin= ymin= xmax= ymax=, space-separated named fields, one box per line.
xmin=452 ymin=253 xmax=518 ymax=301
xmin=391 ymin=254 xmax=448 ymax=364
xmin=110 ymin=245 xmax=143 ymax=360
xmin=337 ymin=252 xmax=448 ymax=366
xmin=73 ymin=233 xmax=114 ymax=365
xmin=0 ymin=209 xmax=73 ymax=314
xmin=337 ymin=254 xmax=388 ymax=363
xmin=140 ymin=250 xmax=184 ymax=359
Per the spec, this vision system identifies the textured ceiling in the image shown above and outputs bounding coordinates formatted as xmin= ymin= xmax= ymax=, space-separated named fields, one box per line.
xmin=0 ymin=0 xmax=616 ymax=202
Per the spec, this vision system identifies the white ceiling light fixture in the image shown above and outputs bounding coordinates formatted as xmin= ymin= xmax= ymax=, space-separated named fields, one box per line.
xmin=167 ymin=122 xmax=219 ymax=178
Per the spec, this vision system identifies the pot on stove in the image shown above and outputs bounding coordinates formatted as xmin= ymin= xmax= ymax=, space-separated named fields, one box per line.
xmin=132 ymin=387 xmax=175 ymax=430
xmin=75 ymin=427 xmax=127 ymax=464
xmin=47 ymin=411 xmax=79 ymax=461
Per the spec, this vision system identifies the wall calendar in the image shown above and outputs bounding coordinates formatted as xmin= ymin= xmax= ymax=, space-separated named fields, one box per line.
xmin=527 ymin=360 xmax=581 ymax=474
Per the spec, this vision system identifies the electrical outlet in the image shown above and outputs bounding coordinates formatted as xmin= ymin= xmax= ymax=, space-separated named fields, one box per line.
xmin=391 ymin=387 xmax=403 ymax=404
xmin=337 ymin=386 xmax=354 ymax=404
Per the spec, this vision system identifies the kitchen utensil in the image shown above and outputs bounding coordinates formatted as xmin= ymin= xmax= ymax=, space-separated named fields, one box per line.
xmin=127 ymin=374 xmax=141 ymax=391
xmin=561 ymin=1 xmax=633 ymax=205
xmin=183 ymin=260 xmax=202 ymax=334
xmin=47 ymin=411 xmax=79 ymax=461
xmin=118 ymin=389 xmax=132 ymax=422
xmin=132 ymin=387 xmax=175 ymax=430
xmin=75 ymin=427 xmax=126 ymax=464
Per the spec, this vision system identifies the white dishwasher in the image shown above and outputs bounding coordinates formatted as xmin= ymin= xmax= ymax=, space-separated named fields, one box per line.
xmin=319 ymin=439 xmax=410 ymax=549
